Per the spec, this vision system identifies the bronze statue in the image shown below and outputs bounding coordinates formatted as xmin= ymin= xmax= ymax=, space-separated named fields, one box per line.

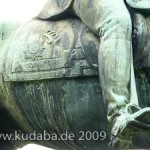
xmin=0 ymin=1 xmax=150 ymax=150
xmin=37 ymin=0 xmax=150 ymax=148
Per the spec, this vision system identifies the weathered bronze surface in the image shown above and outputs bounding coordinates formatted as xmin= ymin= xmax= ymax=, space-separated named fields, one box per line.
xmin=0 ymin=1 xmax=150 ymax=150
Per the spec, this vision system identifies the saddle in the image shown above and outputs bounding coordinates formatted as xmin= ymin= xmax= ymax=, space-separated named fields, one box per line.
xmin=126 ymin=0 xmax=150 ymax=11
xmin=3 ymin=13 xmax=149 ymax=81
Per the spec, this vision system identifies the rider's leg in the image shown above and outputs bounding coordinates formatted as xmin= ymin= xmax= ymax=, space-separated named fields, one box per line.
xmin=73 ymin=1 xmax=139 ymax=148
xmin=73 ymin=0 xmax=132 ymax=124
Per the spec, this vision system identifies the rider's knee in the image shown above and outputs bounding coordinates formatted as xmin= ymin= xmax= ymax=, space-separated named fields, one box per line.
xmin=112 ymin=11 xmax=131 ymax=29
xmin=113 ymin=13 xmax=132 ymax=29
xmin=99 ymin=12 xmax=132 ymax=36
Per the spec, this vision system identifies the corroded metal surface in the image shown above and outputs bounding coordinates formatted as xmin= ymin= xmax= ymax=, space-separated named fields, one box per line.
xmin=0 ymin=19 xmax=108 ymax=150
xmin=0 ymin=8 xmax=150 ymax=150
xmin=4 ymin=19 xmax=98 ymax=82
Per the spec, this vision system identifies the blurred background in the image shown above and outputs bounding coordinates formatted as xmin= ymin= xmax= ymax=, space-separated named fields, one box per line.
xmin=0 ymin=0 xmax=47 ymax=21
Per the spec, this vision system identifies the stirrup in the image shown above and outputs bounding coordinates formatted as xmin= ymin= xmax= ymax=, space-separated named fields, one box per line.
xmin=112 ymin=103 xmax=150 ymax=136
xmin=110 ymin=104 xmax=150 ymax=148
xmin=124 ymin=103 xmax=150 ymax=132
